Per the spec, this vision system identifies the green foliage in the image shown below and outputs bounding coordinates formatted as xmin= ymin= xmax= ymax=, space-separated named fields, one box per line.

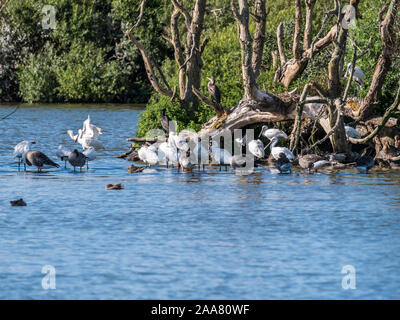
xmin=1 ymin=0 xmax=171 ymax=103
xmin=17 ymin=44 xmax=59 ymax=103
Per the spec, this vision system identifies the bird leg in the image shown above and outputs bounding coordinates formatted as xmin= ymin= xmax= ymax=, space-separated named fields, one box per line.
xmin=18 ymin=159 xmax=20 ymax=172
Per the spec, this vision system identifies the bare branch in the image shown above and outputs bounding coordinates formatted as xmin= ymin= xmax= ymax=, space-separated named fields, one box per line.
xmin=191 ymin=86 xmax=226 ymax=117
xmin=304 ymin=0 xmax=317 ymax=50
xmin=132 ymin=0 xmax=147 ymax=29
xmin=252 ymin=0 xmax=267 ymax=79
xmin=179 ymin=33 xmax=196 ymax=71
xmin=293 ymin=0 xmax=302 ymax=59
xmin=359 ymin=0 xmax=400 ymax=120
xmin=0 ymin=105 xmax=19 ymax=121
xmin=171 ymin=0 xmax=192 ymax=30
xmin=290 ymin=84 xmax=311 ymax=152
xmin=200 ymin=37 xmax=209 ymax=53
xmin=126 ymin=30 xmax=173 ymax=98
xmin=276 ymin=23 xmax=286 ymax=66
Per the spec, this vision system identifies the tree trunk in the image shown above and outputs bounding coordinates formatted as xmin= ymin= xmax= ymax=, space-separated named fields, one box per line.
xmin=358 ymin=0 xmax=399 ymax=120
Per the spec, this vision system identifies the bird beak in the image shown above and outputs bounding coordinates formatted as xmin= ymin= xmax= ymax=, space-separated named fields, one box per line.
xmin=264 ymin=140 xmax=273 ymax=150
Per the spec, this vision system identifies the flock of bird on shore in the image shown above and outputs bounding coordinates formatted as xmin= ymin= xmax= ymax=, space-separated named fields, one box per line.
xmin=131 ymin=72 xmax=372 ymax=174
xmin=12 ymin=65 xmax=373 ymax=175
xmin=135 ymin=111 xmax=373 ymax=174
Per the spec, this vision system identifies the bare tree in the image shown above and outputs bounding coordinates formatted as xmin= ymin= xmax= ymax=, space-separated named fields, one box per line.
xmin=357 ymin=0 xmax=399 ymax=120
xmin=128 ymin=0 xmax=400 ymax=156
xmin=275 ymin=0 xmax=339 ymax=88
xmin=126 ymin=0 xmax=209 ymax=118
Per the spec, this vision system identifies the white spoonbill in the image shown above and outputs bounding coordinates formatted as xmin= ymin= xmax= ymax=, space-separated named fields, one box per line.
xmin=269 ymin=136 xmax=295 ymax=161
xmin=67 ymin=115 xmax=103 ymax=149
xmin=344 ymin=63 xmax=365 ymax=96
xmin=345 ymin=125 xmax=361 ymax=139
xmin=248 ymin=139 xmax=265 ymax=159
xmin=259 ymin=125 xmax=288 ymax=140
xmin=210 ymin=141 xmax=232 ymax=170
xmin=138 ymin=145 xmax=158 ymax=167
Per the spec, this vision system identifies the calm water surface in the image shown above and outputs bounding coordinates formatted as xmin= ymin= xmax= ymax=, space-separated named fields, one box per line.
xmin=0 ymin=104 xmax=400 ymax=299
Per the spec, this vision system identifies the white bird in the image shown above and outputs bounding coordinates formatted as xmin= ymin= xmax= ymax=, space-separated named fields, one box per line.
xmin=14 ymin=140 xmax=36 ymax=171
xmin=67 ymin=115 xmax=103 ymax=149
xmin=259 ymin=125 xmax=288 ymax=140
xmin=269 ymin=137 xmax=295 ymax=161
xmin=67 ymin=129 xmax=103 ymax=149
xmin=345 ymin=125 xmax=361 ymax=139
xmin=235 ymin=135 xmax=247 ymax=146
xmin=344 ymin=63 xmax=365 ymax=96
xmin=155 ymin=142 xmax=168 ymax=165
xmin=248 ymin=139 xmax=265 ymax=159
xmin=82 ymin=115 xmax=102 ymax=139
xmin=56 ymin=145 xmax=71 ymax=168
xmin=83 ymin=147 xmax=96 ymax=169
xmin=138 ymin=145 xmax=158 ymax=167
xmin=83 ymin=147 xmax=96 ymax=161
xmin=178 ymin=151 xmax=196 ymax=172
xmin=210 ymin=141 xmax=232 ymax=170
xmin=159 ymin=141 xmax=178 ymax=167
xmin=192 ymin=137 xmax=209 ymax=169
xmin=170 ymin=132 xmax=189 ymax=152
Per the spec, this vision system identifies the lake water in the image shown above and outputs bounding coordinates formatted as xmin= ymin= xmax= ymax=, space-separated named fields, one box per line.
xmin=0 ymin=104 xmax=400 ymax=299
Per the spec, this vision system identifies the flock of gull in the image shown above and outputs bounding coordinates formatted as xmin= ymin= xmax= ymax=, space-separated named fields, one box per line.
xmin=13 ymin=115 xmax=101 ymax=172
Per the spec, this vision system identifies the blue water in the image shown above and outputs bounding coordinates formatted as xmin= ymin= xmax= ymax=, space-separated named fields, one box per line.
xmin=1 ymin=104 xmax=400 ymax=299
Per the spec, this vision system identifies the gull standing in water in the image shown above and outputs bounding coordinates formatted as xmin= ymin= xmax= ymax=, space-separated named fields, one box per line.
xmin=23 ymin=151 xmax=59 ymax=173
xmin=14 ymin=140 xmax=36 ymax=171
